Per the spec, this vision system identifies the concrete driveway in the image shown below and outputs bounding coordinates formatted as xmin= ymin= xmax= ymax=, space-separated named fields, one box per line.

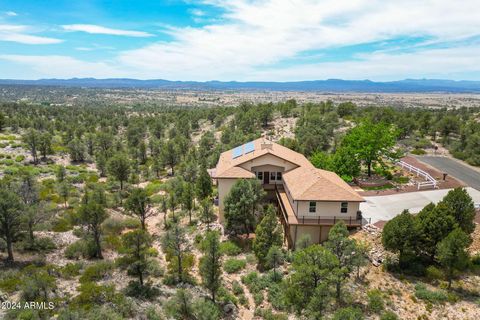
xmin=360 ymin=187 xmax=480 ymax=224
xmin=415 ymin=156 xmax=480 ymax=190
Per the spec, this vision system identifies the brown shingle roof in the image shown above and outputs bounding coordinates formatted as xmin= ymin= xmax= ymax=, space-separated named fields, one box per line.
xmin=283 ymin=167 xmax=364 ymax=202
xmin=215 ymin=138 xmax=311 ymax=178
xmin=215 ymin=138 xmax=364 ymax=202
xmin=216 ymin=166 xmax=254 ymax=179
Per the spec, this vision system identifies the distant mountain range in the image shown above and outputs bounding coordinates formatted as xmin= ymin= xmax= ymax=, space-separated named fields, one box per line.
xmin=1 ymin=78 xmax=480 ymax=93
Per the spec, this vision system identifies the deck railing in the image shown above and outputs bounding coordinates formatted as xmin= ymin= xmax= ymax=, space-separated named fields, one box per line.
xmin=295 ymin=215 xmax=364 ymax=226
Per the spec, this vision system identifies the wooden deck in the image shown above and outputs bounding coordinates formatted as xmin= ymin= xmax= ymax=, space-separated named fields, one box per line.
xmin=275 ymin=184 xmax=363 ymax=227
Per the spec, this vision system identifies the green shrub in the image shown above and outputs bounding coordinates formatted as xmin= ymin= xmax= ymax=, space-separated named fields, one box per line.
xmin=103 ymin=234 xmax=122 ymax=251
xmin=471 ymin=254 xmax=480 ymax=266
xmin=37 ymin=237 xmax=57 ymax=251
xmin=268 ymin=282 xmax=287 ymax=311
xmin=414 ymin=284 xmax=448 ymax=304
xmin=254 ymin=292 xmax=264 ymax=306
xmin=60 ymin=262 xmax=83 ymax=279
xmin=254 ymin=308 xmax=288 ymax=320
xmin=102 ymin=217 xmax=128 ymax=235
xmin=367 ymin=289 xmax=385 ymax=313
xmin=238 ymin=294 xmax=248 ymax=306
xmin=0 ymin=270 xmax=22 ymax=293
xmin=192 ymin=298 xmax=221 ymax=320
xmin=242 ymin=271 xmax=259 ymax=286
xmin=216 ymin=286 xmax=238 ymax=305
xmin=241 ymin=271 xmax=270 ymax=294
xmin=224 ymin=258 xmax=246 ymax=273
xmin=52 ymin=217 xmax=73 ymax=232
xmin=68 ymin=175 xmax=85 ymax=184
xmin=246 ymin=253 xmax=257 ymax=265
xmin=74 ymin=282 xmax=118 ymax=307
xmin=411 ymin=148 xmax=426 ymax=155
xmin=144 ymin=180 xmax=163 ymax=196
xmin=392 ymin=176 xmax=409 ymax=184
xmin=65 ymin=239 xmax=97 ymax=260
xmin=425 ymin=266 xmax=444 ymax=281
xmin=80 ymin=261 xmax=114 ymax=283
xmin=232 ymin=280 xmax=244 ymax=295
xmin=2 ymin=159 xmax=14 ymax=165
xmin=72 ymin=227 xmax=86 ymax=238
xmin=123 ymin=218 xmax=141 ymax=229
xmin=14 ymin=155 xmax=25 ymax=162
xmin=332 ymin=307 xmax=364 ymax=320
xmin=145 ymin=306 xmax=163 ymax=320
xmin=380 ymin=311 xmax=399 ymax=320
xmin=220 ymin=241 xmax=242 ymax=256
xmin=21 ymin=236 xmax=57 ymax=252
xmin=150 ymin=194 xmax=164 ymax=204
xmin=124 ymin=281 xmax=159 ymax=299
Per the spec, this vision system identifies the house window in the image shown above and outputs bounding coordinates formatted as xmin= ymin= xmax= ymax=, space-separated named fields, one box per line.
xmin=276 ymin=172 xmax=282 ymax=180
xmin=257 ymin=171 xmax=263 ymax=180
xmin=309 ymin=201 xmax=316 ymax=213
xmin=270 ymin=172 xmax=276 ymax=181
xmin=341 ymin=202 xmax=348 ymax=213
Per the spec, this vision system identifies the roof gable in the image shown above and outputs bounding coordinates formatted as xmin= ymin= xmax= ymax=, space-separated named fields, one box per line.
xmin=215 ymin=138 xmax=364 ymax=202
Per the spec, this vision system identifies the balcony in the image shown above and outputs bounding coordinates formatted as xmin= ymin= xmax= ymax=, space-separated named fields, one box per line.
xmin=293 ymin=215 xmax=363 ymax=226
xmin=275 ymin=184 xmax=368 ymax=227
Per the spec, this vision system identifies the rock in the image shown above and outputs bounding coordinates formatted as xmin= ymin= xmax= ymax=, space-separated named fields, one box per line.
xmin=223 ymin=302 xmax=237 ymax=315
xmin=0 ymin=290 xmax=7 ymax=302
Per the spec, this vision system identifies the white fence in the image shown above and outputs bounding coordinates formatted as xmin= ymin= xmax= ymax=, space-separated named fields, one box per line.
xmin=396 ymin=160 xmax=438 ymax=190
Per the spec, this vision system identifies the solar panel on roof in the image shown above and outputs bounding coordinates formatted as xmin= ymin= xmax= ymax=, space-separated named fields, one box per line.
xmin=232 ymin=146 xmax=243 ymax=159
xmin=244 ymin=141 xmax=255 ymax=154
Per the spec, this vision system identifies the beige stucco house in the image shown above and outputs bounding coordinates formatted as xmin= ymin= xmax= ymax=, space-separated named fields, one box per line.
xmin=212 ymin=138 xmax=365 ymax=248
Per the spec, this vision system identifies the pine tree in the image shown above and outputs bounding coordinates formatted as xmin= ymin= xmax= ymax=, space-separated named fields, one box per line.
xmin=199 ymin=231 xmax=222 ymax=302
xmin=125 ymin=188 xmax=154 ymax=230
xmin=107 ymin=153 xmax=131 ymax=191
xmin=265 ymin=245 xmax=284 ymax=279
xmin=182 ymin=182 xmax=194 ymax=224
xmin=252 ymin=205 xmax=283 ymax=268
xmin=162 ymin=223 xmax=189 ymax=283
xmin=0 ymin=186 xmax=24 ymax=262
xmin=325 ymin=221 xmax=357 ymax=302
xmin=439 ymin=188 xmax=476 ymax=234
xmin=78 ymin=201 xmax=108 ymax=259
xmin=437 ymin=228 xmax=471 ymax=289
xmin=196 ymin=165 xmax=213 ymax=201
xmin=224 ymin=179 xmax=265 ymax=236
xmin=199 ymin=198 xmax=215 ymax=229
xmin=119 ymin=229 xmax=155 ymax=286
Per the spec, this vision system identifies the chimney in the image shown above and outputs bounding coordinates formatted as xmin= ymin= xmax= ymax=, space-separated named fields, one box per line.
xmin=261 ymin=138 xmax=273 ymax=150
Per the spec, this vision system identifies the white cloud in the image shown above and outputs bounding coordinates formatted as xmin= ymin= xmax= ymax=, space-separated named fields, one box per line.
xmin=5 ymin=11 xmax=17 ymax=16
xmin=3 ymin=1 xmax=480 ymax=80
xmin=62 ymin=24 xmax=153 ymax=37
xmin=0 ymin=24 xmax=62 ymax=44
xmin=0 ymin=55 xmax=123 ymax=78
xmin=189 ymin=9 xmax=205 ymax=16
xmin=114 ymin=0 xmax=480 ymax=80
xmin=247 ymin=46 xmax=480 ymax=81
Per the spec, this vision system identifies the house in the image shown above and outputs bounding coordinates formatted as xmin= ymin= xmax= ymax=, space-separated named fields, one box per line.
xmin=213 ymin=138 xmax=365 ymax=248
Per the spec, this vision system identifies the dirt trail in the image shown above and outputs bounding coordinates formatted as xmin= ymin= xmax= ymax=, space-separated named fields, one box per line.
xmin=229 ymin=269 xmax=255 ymax=320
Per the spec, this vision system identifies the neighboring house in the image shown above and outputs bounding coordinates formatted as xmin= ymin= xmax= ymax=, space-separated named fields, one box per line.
xmin=212 ymin=138 xmax=365 ymax=248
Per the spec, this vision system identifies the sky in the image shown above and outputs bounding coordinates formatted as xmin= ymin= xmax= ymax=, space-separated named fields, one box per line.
xmin=1 ymin=0 xmax=480 ymax=81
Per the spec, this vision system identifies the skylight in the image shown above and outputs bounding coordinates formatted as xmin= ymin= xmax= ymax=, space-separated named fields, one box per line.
xmin=232 ymin=141 xmax=255 ymax=159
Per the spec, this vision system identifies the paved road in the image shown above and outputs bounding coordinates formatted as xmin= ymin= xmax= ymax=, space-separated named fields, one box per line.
xmin=360 ymin=187 xmax=480 ymax=224
xmin=415 ymin=156 xmax=480 ymax=190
